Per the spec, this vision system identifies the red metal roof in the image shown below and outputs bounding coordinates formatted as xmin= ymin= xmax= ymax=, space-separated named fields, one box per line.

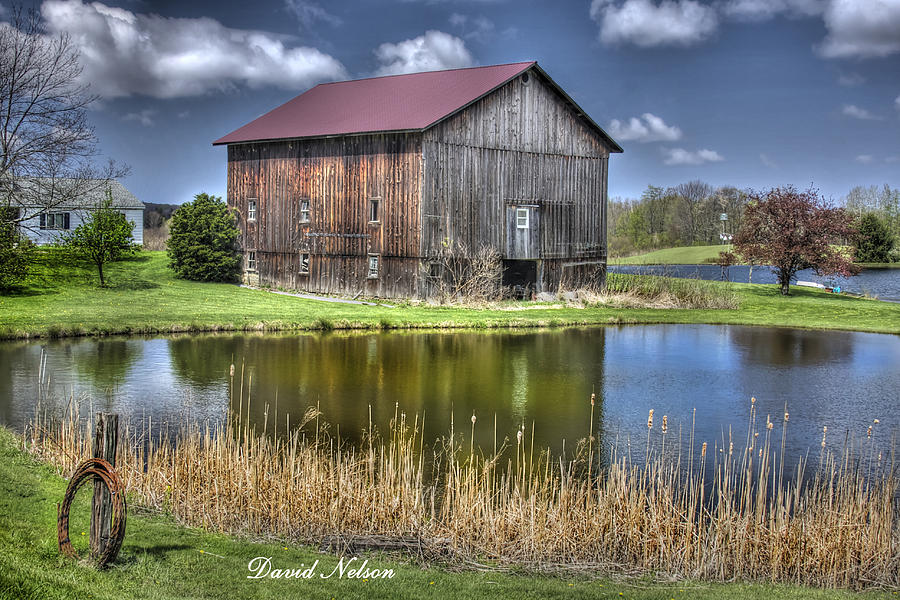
xmin=213 ymin=61 xmax=622 ymax=152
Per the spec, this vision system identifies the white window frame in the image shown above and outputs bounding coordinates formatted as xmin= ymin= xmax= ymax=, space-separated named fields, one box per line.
xmin=247 ymin=199 xmax=257 ymax=222
xmin=367 ymin=254 xmax=380 ymax=279
xmin=299 ymin=198 xmax=310 ymax=224
xmin=247 ymin=251 xmax=257 ymax=271
xmin=516 ymin=207 xmax=529 ymax=230
xmin=299 ymin=252 xmax=310 ymax=275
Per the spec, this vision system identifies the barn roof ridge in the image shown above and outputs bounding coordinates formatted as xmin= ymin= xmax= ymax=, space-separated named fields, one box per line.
xmin=313 ymin=61 xmax=537 ymax=86
xmin=213 ymin=61 xmax=622 ymax=152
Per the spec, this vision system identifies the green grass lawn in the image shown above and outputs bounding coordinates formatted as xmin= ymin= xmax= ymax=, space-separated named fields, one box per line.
xmin=1 ymin=428 xmax=894 ymax=600
xmin=611 ymin=245 xmax=733 ymax=265
xmin=1 ymin=249 xmax=899 ymax=337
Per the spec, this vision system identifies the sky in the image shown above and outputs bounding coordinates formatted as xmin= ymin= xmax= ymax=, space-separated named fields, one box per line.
xmin=3 ymin=0 xmax=899 ymax=204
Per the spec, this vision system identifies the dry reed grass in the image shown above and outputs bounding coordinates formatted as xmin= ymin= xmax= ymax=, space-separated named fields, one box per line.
xmin=25 ymin=390 xmax=898 ymax=589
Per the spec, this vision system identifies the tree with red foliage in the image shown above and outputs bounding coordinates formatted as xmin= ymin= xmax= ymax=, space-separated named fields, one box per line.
xmin=733 ymin=187 xmax=858 ymax=296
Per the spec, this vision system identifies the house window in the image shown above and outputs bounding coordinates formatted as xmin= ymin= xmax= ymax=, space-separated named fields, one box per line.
xmin=299 ymin=199 xmax=310 ymax=223
xmin=299 ymin=252 xmax=310 ymax=274
xmin=248 ymin=199 xmax=257 ymax=221
xmin=369 ymin=198 xmax=380 ymax=223
xmin=40 ymin=212 xmax=70 ymax=230
xmin=247 ymin=251 xmax=257 ymax=271
xmin=516 ymin=208 xmax=529 ymax=229
xmin=367 ymin=254 xmax=379 ymax=279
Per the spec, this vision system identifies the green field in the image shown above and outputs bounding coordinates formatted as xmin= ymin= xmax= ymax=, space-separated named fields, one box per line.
xmin=611 ymin=245 xmax=734 ymax=265
xmin=2 ymin=428 xmax=893 ymax=600
xmin=1 ymin=249 xmax=899 ymax=337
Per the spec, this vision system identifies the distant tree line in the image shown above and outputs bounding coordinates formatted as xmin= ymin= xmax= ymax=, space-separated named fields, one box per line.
xmin=609 ymin=182 xmax=898 ymax=263
xmin=608 ymin=181 xmax=748 ymax=255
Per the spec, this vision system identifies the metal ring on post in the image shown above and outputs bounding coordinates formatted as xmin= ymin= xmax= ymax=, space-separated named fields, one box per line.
xmin=57 ymin=458 xmax=127 ymax=568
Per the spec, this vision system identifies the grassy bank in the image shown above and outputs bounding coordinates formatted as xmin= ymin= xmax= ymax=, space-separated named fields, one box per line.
xmin=611 ymin=245 xmax=732 ymax=265
xmin=1 ymin=249 xmax=899 ymax=337
xmin=5 ymin=428 xmax=892 ymax=600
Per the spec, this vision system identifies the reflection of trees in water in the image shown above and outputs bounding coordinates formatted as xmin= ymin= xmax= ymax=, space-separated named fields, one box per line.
xmin=728 ymin=327 xmax=854 ymax=367
xmin=210 ymin=330 xmax=607 ymax=456
xmin=168 ymin=334 xmax=244 ymax=387
xmin=68 ymin=339 xmax=143 ymax=394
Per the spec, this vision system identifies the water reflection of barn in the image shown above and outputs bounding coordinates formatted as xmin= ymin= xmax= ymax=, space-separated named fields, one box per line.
xmin=214 ymin=62 xmax=622 ymax=298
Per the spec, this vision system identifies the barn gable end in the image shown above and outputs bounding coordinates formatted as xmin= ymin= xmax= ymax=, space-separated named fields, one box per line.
xmin=421 ymin=67 xmax=613 ymax=294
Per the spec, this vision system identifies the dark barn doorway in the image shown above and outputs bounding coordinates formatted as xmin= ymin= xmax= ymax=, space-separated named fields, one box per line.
xmin=503 ymin=260 xmax=537 ymax=298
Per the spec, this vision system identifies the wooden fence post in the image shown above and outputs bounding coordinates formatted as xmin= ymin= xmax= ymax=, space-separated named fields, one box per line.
xmin=90 ymin=413 xmax=118 ymax=558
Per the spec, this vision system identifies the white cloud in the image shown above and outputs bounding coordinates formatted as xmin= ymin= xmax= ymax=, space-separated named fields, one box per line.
xmin=123 ymin=109 xmax=156 ymax=126
xmin=842 ymin=104 xmax=882 ymax=120
xmin=590 ymin=0 xmax=719 ymax=47
xmin=855 ymin=154 xmax=874 ymax=164
xmin=449 ymin=13 xmax=512 ymax=43
xmin=818 ymin=0 xmax=900 ymax=58
xmin=284 ymin=0 xmax=341 ymax=29
xmin=374 ymin=30 xmax=474 ymax=76
xmin=663 ymin=147 xmax=724 ymax=165
xmin=607 ymin=113 xmax=682 ymax=142
xmin=40 ymin=0 xmax=347 ymax=99
xmin=722 ymin=0 xmax=823 ymax=21
xmin=885 ymin=155 xmax=900 ymax=163
xmin=837 ymin=72 xmax=865 ymax=86
xmin=760 ymin=153 xmax=778 ymax=168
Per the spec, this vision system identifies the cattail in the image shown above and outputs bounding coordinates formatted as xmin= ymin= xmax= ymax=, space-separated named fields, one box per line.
xmin=821 ymin=426 xmax=827 ymax=447
xmin=867 ymin=425 xmax=872 ymax=439
xmin=661 ymin=415 xmax=668 ymax=435
xmin=758 ymin=448 xmax=763 ymax=458
xmin=766 ymin=416 xmax=773 ymax=430
xmin=728 ymin=442 xmax=733 ymax=456
xmin=590 ymin=393 xmax=595 ymax=406
xmin=701 ymin=442 xmax=707 ymax=457
xmin=751 ymin=397 xmax=756 ymax=405
xmin=647 ymin=409 xmax=654 ymax=430
xmin=229 ymin=364 xmax=235 ymax=377
xmin=517 ymin=430 xmax=523 ymax=445
xmin=873 ymin=419 xmax=879 ymax=424
xmin=471 ymin=413 xmax=477 ymax=425
xmin=784 ymin=411 xmax=789 ymax=422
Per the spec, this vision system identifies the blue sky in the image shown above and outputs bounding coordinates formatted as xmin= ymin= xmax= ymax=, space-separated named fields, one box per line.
xmin=4 ymin=0 xmax=899 ymax=204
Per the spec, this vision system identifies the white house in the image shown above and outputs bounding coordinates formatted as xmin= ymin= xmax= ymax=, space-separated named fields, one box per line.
xmin=7 ymin=179 xmax=145 ymax=246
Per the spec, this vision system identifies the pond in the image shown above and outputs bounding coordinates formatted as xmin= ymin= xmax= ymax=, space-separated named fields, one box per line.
xmin=609 ymin=264 xmax=900 ymax=302
xmin=2 ymin=326 xmax=897 ymax=473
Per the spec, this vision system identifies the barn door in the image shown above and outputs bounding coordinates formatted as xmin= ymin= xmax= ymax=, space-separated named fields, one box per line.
xmin=505 ymin=205 xmax=540 ymax=259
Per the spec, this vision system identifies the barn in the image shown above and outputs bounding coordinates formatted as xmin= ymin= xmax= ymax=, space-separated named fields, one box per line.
xmin=213 ymin=61 xmax=622 ymax=298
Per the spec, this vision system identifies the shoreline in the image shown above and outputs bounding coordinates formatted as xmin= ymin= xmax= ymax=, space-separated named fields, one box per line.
xmin=2 ymin=250 xmax=899 ymax=340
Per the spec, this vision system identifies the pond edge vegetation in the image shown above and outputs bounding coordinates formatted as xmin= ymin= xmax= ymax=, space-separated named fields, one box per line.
xmin=26 ymin=393 xmax=899 ymax=590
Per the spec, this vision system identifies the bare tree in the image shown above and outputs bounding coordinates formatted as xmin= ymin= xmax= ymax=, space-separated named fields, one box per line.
xmin=0 ymin=7 xmax=125 ymax=232
xmin=671 ymin=180 xmax=713 ymax=245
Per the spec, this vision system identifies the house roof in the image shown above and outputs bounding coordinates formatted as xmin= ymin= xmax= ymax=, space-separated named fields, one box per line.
xmin=213 ymin=62 xmax=623 ymax=152
xmin=7 ymin=178 xmax=144 ymax=210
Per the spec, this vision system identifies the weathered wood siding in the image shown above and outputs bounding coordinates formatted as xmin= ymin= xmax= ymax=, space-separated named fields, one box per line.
xmin=421 ymin=68 xmax=611 ymax=292
xmin=227 ymin=134 xmax=423 ymax=297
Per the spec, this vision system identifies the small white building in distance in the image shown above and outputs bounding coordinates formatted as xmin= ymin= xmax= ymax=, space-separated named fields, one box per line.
xmin=8 ymin=179 xmax=145 ymax=246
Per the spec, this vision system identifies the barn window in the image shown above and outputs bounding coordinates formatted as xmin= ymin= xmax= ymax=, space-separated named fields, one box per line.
xmin=247 ymin=251 xmax=257 ymax=271
xmin=369 ymin=198 xmax=380 ymax=223
xmin=247 ymin=200 xmax=257 ymax=221
xmin=367 ymin=254 xmax=380 ymax=279
xmin=299 ymin=199 xmax=310 ymax=223
xmin=516 ymin=208 xmax=529 ymax=229
xmin=299 ymin=253 xmax=310 ymax=274
xmin=40 ymin=212 xmax=70 ymax=230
